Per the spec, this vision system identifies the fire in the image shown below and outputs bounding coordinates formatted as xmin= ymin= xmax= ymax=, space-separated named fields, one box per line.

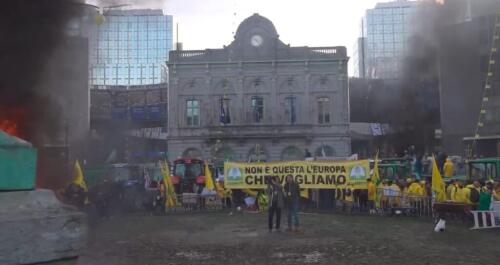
xmin=0 ymin=107 xmax=26 ymax=138
xmin=435 ymin=0 xmax=445 ymax=5
xmin=0 ymin=119 xmax=19 ymax=136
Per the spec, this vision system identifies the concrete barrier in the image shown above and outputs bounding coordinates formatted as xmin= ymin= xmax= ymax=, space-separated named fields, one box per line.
xmin=0 ymin=189 xmax=87 ymax=265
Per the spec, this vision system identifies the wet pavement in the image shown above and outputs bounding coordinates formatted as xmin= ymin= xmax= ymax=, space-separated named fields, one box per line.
xmin=58 ymin=211 xmax=500 ymax=265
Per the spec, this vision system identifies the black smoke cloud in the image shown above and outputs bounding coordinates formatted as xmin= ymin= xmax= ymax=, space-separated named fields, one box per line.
xmin=393 ymin=0 xmax=500 ymax=154
xmin=0 ymin=0 xmax=83 ymax=143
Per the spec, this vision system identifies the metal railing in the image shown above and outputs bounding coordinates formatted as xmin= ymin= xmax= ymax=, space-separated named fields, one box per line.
xmin=378 ymin=195 xmax=433 ymax=217
xmin=165 ymin=193 xmax=228 ymax=212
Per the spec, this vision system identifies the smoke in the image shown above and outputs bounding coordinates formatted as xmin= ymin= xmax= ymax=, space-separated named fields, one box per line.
xmin=96 ymin=0 xmax=166 ymax=9
xmin=0 ymin=0 xmax=83 ymax=143
xmin=394 ymin=0 xmax=500 ymax=154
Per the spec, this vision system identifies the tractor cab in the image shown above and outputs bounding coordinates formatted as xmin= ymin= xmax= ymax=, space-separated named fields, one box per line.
xmin=370 ymin=158 xmax=412 ymax=182
xmin=466 ymin=158 xmax=500 ymax=182
xmin=172 ymin=158 xmax=207 ymax=193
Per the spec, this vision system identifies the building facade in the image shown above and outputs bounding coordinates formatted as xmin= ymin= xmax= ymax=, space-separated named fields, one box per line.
xmin=354 ymin=0 xmax=417 ymax=79
xmin=89 ymin=9 xmax=173 ymax=86
xmin=167 ymin=14 xmax=350 ymax=165
xmin=90 ymin=83 xmax=168 ymax=164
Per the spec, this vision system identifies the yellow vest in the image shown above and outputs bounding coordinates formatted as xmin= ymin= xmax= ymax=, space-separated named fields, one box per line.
xmin=446 ymin=184 xmax=457 ymax=200
xmin=453 ymin=187 xmax=469 ymax=204
xmin=443 ymin=161 xmax=454 ymax=178
xmin=408 ymin=183 xmax=423 ymax=196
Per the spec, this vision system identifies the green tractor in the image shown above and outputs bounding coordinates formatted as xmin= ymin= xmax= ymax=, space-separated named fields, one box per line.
xmin=464 ymin=158 xmax=500 ymax=182
xmin=370 ymin=158 xmax=413 ymax=181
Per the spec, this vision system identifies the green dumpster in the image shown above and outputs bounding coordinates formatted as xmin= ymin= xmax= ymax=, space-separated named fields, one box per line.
xmin=0 ymin=130 xmax=37 ymax=190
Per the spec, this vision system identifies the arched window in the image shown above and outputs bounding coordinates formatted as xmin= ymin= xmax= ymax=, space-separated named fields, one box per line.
xmin=247 ymin=144 xmax=267 ymax=162
xmin=214 ymin=146 xmax=235 ymax=169
xmin=315 ymin=145 xmax=335 ymax=157
xmin=281 ymin=146 xmax=304 ymax=161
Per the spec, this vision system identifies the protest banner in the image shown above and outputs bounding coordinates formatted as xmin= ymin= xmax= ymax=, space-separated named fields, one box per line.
xmin=224 ymin=160 xmax=369 ymax=189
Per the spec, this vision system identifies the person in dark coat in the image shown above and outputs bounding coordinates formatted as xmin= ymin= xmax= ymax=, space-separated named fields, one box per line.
xmin=284 ymin=174 xmax=301 ymax=231
xmin=266 ymin=176 xmax=284 ymax=232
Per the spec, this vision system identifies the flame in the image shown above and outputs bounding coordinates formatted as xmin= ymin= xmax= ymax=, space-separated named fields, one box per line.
xmin=0 ymin=107 xmax=26 ymax=138
xmin=0 ymin=119 xmax=19 ymax=136
xmin=435 ymin=0 xmax=444 ymax=5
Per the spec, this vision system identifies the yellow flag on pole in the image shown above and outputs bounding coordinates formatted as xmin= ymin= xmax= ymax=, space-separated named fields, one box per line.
xmin=372 ymin=150 xmax=380 ymax=185
xmin=432 ymin=156 xmax=446 ymax=202
xmin=160 ymin=160 xmax=177 ymax=208
xmin=204 ymin=162 xmax=215 ymax=190
xmin=73 ymin=160 xmax=88 ymax=192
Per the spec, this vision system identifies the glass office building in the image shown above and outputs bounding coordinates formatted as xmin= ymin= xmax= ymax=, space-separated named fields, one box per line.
xmin=355 ymin=0 xmax=417 ymax=79
xmin=90 ymin=9 xmax=173 ymax=86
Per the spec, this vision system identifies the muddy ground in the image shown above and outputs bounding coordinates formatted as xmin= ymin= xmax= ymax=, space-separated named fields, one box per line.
xmin=62 ymin=211 xmax=500 ymax=265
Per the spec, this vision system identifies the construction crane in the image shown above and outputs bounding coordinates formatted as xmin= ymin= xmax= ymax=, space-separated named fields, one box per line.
xmin=469 ymin=10 xmax=500 ymax=157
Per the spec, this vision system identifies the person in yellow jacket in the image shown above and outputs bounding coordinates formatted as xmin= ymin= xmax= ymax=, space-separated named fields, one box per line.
xmin=215 ymin=181 xmax=232 ymax=208
xmin=443 ymin=158 xmax=454 ymax=178
xmin=494 ymin=182 xmax=500 ymax=201
xmin=408 ymin=180 xmax=424 ymax=196
xmin=388 ymin=181 xmax=402 ymax=207
xmin=344 ymin=185 xmax=355 ymax=213
xmin=367 ymin=178 xmax=377 ymax=214
xmin=459 ymin=181 xmax=481 ymax=206
xmin=452 ymin=181 xmax=466 ymax=203
xmin=446 ymin=179 xmax=458 ymax=201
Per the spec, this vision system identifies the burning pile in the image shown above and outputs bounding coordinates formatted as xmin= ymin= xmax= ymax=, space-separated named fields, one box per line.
xmin=0 ymin=107 xmax=27 ymax=139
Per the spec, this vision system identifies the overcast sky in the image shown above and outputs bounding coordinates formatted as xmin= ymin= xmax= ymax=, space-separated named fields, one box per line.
xmin=164 ymin=0 xmax=392 ymax=75
xmin=165 ymin=0 xmax=388 ymax=49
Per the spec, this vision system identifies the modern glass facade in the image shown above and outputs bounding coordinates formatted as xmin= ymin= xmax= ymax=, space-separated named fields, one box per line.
xmin=90 ymin=9 xmax=173 ymax=86
xmin=355 ymin=0 xmax=417 ymax=79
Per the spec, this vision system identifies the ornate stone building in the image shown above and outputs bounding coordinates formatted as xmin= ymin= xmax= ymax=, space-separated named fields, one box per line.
xmin=167 ymin=14 xmax=350 ymax=166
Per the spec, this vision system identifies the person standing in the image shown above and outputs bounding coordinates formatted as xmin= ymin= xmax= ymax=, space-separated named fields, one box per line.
xmin=414 ymin=155 xmax=423 ymax=180
xmin=367 ymin=178 xmax=377 ymax=214
xmin=284 ymin=175 xmax=300 ymax=232
xmin=266 ymin=176 xmax=284 ymax=232
xmin=443 ymin=158 xmax=454 ymax=179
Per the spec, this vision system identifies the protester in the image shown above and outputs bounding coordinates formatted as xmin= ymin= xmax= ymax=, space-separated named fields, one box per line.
xmin=343 ymin=185 xmax=355 ymax=213
xmin=387 ymin=180 xmax=401 ymax=208
xmin=460 ymin=181 xmax=481 ymax=207
xmin=446 ymin=179 xmax=458 ymax=201
xmin=493 ymin=181 xmax=500 ymax=201
xmin=266 ymin=176 xmax=284 ymax=232
xmin=478 ymin=182 xmax=493 ymax=211
xmin=443 ymin=158 xmax=454 ymax=178
xmin=367 ymin=178 xmax=376 ymax=214
xmin=437 ymin=152 xmax=447 ymax=173
xmin=408 ymin=180 xmax=424 ymax=196
xmin=452 ymin=180 xmax=467 ymax=203
xmin=284 ymin=175 xmax=300 ymax=232
xmin=380 ymin=180 xmax=390 ymax=210
xmin=414 ymin=156 xmax=423 ymax=180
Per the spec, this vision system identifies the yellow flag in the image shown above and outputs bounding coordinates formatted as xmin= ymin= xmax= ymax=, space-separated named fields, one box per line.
xmin=372 ymin=150 xmax=380 ymax=185
xmin=204 ymin=162 xmax=215 ymax=190
xmin=432 ymin=156 xmax=446 ymax=202
xmin=73 ymin=160 xmax=88 ymax=192
xmin=160 ymin=160 xmax=177 ymax=208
